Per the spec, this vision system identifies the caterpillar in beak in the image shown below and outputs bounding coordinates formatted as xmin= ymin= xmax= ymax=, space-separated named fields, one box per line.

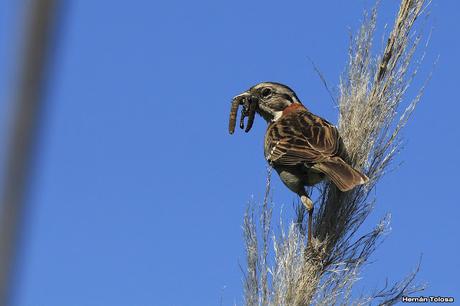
xmin=229 ymin=95 xmax=257 ymax=134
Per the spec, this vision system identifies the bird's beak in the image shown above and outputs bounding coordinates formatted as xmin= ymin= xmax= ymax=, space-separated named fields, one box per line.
xmin=229 ymin=91 xmax=258 ymax=134
xmin=232 ymin=91 xmax=250 ymax=101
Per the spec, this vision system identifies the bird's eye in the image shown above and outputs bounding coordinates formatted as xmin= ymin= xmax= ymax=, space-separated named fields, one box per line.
xmin=261 ymin=88 xmax=272 ymax=98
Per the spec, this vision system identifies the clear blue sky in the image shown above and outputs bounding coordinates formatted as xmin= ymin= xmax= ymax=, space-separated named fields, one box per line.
xmin=0 ymin=1 xmax=459 ymax=305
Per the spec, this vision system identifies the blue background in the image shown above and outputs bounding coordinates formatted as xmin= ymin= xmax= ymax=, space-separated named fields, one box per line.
xmin=0 ymin=0 xmax=459 ymax=305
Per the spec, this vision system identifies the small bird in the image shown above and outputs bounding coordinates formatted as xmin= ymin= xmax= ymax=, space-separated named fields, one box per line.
xmin=229 ymin=82 xmax=368 ymax=246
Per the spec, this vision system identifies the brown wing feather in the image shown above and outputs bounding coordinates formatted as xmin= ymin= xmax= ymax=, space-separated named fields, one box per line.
xmin=265 ymin=106 xmax=368 ymax=190
xmin=264 ymin=108 xmax=342 ymax=165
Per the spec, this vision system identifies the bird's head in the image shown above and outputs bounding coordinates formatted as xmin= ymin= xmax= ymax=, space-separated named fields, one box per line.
xmin=229 ymin=82 xmax=302 ymax=134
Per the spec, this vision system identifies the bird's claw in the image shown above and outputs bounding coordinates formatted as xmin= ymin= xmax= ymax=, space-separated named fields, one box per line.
xmin=301 ymin=195 xmax=314 ymax=211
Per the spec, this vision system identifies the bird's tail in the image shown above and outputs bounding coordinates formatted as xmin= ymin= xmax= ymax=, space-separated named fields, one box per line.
xmin=312 ymin=157 xmax=369 ymax=192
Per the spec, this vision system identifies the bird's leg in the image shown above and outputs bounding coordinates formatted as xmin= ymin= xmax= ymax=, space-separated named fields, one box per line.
xmin=300 ymin=195 xmax=314 ymax=247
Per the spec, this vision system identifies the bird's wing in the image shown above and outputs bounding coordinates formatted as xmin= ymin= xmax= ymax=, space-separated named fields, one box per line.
xmin=264 ymin=109 xmax=341 ymax=166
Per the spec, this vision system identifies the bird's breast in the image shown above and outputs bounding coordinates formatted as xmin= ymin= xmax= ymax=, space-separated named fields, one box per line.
xmin=274 ymin=165 xmax=325 ymax=195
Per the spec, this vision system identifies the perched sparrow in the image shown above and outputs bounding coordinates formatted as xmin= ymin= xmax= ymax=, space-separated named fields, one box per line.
xmin=229 ymin=82 xmax=368 ymax=245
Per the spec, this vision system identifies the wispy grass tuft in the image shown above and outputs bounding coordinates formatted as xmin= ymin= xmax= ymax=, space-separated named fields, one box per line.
xmin=241 ymin=0 xmax=431 ymax=305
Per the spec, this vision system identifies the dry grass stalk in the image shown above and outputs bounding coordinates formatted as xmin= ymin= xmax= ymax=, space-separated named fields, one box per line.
xmin=241 ymin=0 xmax=430 ymax=305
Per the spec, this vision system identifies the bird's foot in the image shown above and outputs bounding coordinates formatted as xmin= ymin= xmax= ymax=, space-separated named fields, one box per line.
xmin=300 ymin=195 xmax=314 ymax=247
xmin=300 ymin=195 xmax=313 ymax=211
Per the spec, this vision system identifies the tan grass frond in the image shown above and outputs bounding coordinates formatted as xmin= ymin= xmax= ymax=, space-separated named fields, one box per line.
xmin=241 ymin=0 xmax=430 ymax=305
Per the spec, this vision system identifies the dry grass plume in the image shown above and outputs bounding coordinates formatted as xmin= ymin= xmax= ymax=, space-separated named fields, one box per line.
xmin=241 ymin=0 xmax=431 ymax=305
